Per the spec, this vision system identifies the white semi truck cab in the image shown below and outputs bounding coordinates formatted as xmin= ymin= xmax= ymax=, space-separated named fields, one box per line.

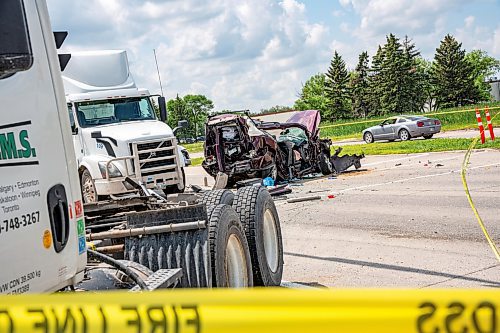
xmin=62 ymin=50 xmax=186 ymax=203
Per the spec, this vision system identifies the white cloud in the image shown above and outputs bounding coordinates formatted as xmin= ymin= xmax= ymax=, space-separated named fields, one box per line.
xmin=45 ymin=0 xmax=499 ymax=111
xmin=464 ymin=16 xmax=475 ymax=28
xmin=493 ymin=27 xmax=500 ymax=57
xmin=47 ymin=0 xmax=334 ymax=111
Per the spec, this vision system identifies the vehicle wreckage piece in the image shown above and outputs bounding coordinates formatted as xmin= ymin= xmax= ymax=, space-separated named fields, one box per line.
xmin=330 ymin=147 xmax=364 ymax=174
xmin=202 ymin=110 xmax=364 ymax=186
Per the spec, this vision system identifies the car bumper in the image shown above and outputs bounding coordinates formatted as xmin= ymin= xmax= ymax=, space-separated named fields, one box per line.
xmin=410 ymin=125 xmax=441 ymax=136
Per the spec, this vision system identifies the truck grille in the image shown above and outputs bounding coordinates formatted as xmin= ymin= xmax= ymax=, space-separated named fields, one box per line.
xmin=130 ymin=139 xmax=178 ymax=177
xmin=137 ymin=140 xmax=172 ymax=151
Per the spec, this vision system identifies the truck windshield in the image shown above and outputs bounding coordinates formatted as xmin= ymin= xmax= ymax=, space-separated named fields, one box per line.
xmin=75 ymin=97 xmax=156 ymax=127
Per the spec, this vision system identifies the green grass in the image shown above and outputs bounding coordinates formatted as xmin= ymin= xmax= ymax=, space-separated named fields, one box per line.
xmin=320 ymin=102 xmax=500 ymax=140
xmin=190 ymin=156 xmax=204 ymax=167
xmin=181 ymin=142 xmax=204 ymax=154
xmin=338 ymin=138 xmax=500 ymax=156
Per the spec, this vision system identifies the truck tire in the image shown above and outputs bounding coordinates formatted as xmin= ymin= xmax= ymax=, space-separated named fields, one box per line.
xmin=81 ymin=169 xmax=98 ymax=203
xmin=206 ymin=204 xmax=253 ymax=287
xmin=200 ymin=189 xmax=234 ymax=206
xmin=233 ymin=186 xmax=283 ymax=286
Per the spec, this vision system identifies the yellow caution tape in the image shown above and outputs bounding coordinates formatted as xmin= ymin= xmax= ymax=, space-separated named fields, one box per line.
xmin=461 ymin=112 xmax=500 ymax=262
xmin=319 ymin=105 xmax=500 ymax=129
xmin=0 ymin=289 xmax=498 ymax=333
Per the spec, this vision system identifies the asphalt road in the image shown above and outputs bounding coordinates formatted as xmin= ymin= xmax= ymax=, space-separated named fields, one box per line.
xmin=185 ymin=149 xmax=500 ymax=288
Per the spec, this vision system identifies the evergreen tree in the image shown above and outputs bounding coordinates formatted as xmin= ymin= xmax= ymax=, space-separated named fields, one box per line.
xmin=431 ymin=34 xmax=478 ymax=108
xmin=367 ymin=46 xmax=384 ymax=116
xmin=325 ymin=51 xmax=351 ymax=120
xmin=294 ymin=73 xmax=330 ymax=115
xmin=415 ymin=58 xmax=437 ymax=112
xmin=350 ymin=51 xmax=370 ymax=118
xmin=401 ymin=36 xmax=426 ymax=113
xmin=378 ymin=33 xmax=405 ymax=115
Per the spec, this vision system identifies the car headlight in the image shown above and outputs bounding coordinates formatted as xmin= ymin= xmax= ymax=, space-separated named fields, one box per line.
xmin=98 ymin=162 xmax=123 ymax=179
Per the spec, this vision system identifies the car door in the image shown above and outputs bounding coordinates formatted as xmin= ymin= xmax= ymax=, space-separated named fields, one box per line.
xmin=393 ymin=118 xmax=408 ymax=140
xmin=376 ymin=119 xmax=395 ymax=140
xmin=371 ymin=121 xmax=386 ymax=140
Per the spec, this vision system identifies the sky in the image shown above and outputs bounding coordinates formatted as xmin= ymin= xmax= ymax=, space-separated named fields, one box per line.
xmin=46 ymin=0 xmax=500 ymax=112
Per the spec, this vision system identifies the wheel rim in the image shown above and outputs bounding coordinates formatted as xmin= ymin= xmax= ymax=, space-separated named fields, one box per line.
xmin=263 ymin=208 xmax=279 ymax=273
xmin=225 ymin=234 xmax=248 ymax=287
xmin=365 ymin=133 xmax=372 ymax=143
xmin=82 ymin=175 xmax=96 ymax=203
xmin=400 ymin=130 xmax=409 ymax=140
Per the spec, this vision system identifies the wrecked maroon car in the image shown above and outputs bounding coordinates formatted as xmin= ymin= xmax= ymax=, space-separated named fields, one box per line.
xmin=202 ymin=110 xmax=363 ymax=186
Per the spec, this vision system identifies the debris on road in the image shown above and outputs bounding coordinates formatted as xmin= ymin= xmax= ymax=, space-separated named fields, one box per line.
xmin=395 ymin=163 xmax=402 ymax=166
xmin=269 ymin=185 xmax=293 ymax=197
xmin=330 ymin=147 xmax=364 ymax=174
xmin=287 ymin=195 xmax=322 ymax=203
xmin=435 ymin=163 xmax=444 ymax=167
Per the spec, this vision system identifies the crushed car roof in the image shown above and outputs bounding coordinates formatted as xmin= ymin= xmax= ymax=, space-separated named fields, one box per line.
xmin=286 ymin=110 xmax=321 ymax=135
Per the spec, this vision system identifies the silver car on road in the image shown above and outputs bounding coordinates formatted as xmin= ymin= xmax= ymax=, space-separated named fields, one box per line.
xmin=362 ymin=115 xmax=441 ymax=143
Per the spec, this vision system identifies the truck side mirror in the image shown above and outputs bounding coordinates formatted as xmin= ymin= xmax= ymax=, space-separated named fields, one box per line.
xmin=173 ymin=120 xmax=189 ymax=135
xmin=0 ymin=0 xmax=33 ymax=79
xmin=158 ymin=96 xmax=167 ymax=122
xmin=91 ymin=131 xmax=102 ymax=139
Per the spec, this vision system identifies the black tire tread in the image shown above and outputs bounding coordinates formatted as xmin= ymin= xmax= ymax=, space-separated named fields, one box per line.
xmin=201 ymin=189 xmax=234 ymax=206
xmin=206 ymin=204 xmax=252 ymax=287
xmin=233 ymin=186 xmax=283 ymax=286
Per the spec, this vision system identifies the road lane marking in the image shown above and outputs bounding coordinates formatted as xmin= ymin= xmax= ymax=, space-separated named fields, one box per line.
xmin=337 ymin=162 xmax=500 ymax=194
xmin=363 ymin=153 xmax=429 ymax=167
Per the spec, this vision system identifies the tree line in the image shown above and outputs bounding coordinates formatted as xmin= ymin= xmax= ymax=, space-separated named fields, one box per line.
xmin=294 ymin=34 xmax=500 ymax=122
xmin=164 ymin=94 xmax=214 ymax=139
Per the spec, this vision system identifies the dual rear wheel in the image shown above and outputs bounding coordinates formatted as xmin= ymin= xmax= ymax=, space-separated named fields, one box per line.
xmin=201 ymin=186 xmax=284 ymax=287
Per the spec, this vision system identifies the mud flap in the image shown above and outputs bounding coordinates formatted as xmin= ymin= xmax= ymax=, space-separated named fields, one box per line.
xmin=330 ymin=147 xmax=365 ymax=174
xmin=123 ymin=205 xmax=212 ymax=288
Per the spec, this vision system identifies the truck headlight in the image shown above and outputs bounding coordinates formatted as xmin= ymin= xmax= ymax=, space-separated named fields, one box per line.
xmin=98 ymin=162 xmax=123 ymax=179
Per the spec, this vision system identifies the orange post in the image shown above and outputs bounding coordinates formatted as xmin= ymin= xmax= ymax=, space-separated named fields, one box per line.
xmin=485 ymin=106 xmax=495 ymax=141
xmin=475 ymin=108 xmax=485 ymax=144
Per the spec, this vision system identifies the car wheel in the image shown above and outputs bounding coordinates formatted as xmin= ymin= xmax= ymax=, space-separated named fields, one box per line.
xmin=399 ymin=129 xmax=411 ymax=141
xmin=318 ymin=153 xmax=333 ymax=175
xmin=363 ymin=132 xmax=374 ymax=144
xmin=81 ymin=169 xmax=97 ymax=203
xmin=423 ymin=134 xmax=433 ymax=139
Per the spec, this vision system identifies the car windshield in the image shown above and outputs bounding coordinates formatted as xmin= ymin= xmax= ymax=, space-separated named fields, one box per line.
xmin=75 ymin=97 xmax=156 ymax=128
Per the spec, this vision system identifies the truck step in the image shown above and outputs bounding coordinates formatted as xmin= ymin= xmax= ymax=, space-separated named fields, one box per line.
xmin=129 ymin=268 xmax=183 ymax=292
